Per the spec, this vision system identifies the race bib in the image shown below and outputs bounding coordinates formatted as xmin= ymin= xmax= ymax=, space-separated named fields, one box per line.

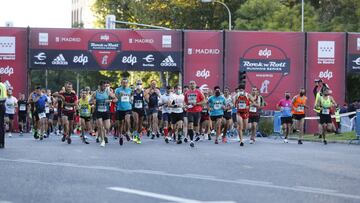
xmin=19 ymin=104 xmax=26 ymax=111
xmin=121 ymin=96 xmax=130 ymax=102
xmin=64 ymin=106 xmax=73 ymax=111
xmin=322 ymin=108 xmax=330 ymax=115
xmin=54 ymin=108 xmax=58 ymax=113
xmin=249 ymin=106 xmax=257 ymax=113
xmin=81 ymin=108 xmax=89 ymax=114
xmin=188 ymin=95 xmax=197 ymax=104
xmin=297 ymin=106 xmax=304 ymax=112
xmin=45 ymin=107 xmax=50 ymax=114
xmin=214 ymin=104 xmax=222 ymax=110
xmin=38 ymin=112 xmax=46 ymax=119
xmin=97 ymin=105 xmax=107 ymax=112
xmin=134 ymin=101 xmax=143 ymax=109
xmin=238 ymin=102 xmax=246 ymax=109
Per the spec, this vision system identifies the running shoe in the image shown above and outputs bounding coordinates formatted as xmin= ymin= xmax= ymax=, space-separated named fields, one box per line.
xmin=184 ymin=137 xmax=188 ymax=143
xmin=240 ymin=142 xmax=244 ymax=146
xmin=195 ymin=136 xmax=200 ymax=142
xmin=165 ymin=137 xmax=169 ymax=143
xmin=176 ymin=139 xmax=182 ymax=144
xmin=283 ymin=139 xmax=288 ymax=143
xmin=323 ymin=140 xmax=327 ymax=145
xmin=151 ymin=133 xmax=155 ymax=139
xmin=61 ymin=135 xmax=66 ymax=142
xmin=82 ymin=136 xmax=90 ymax=144
xmin=190 ymin=141 xmax=195 ymax=148
xmin=298 ymin=140 xmax=303 ymax=145
xmin=67 ymin=137 xmax=72 ymax=144
xmin=214 ymin=140 xmax=219 ymax=144
xmin=7 ymin=133 xmax=12 ymax=138
xmin=119 ymin=137 xmax=124 ymax=146
xmin=125 ymin=134 xmax=131 ymax=141
xmin=100 ymin=140 xmax=105 ymax=147
xmin=104 ymin=136 xmax=108 ymax=144
xmin=249 ymin=140 xmax=254 ymax=144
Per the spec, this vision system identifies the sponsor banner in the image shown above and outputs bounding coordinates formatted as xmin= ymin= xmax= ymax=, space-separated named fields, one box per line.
xmin=0 ymin=28 xmax=28 ymax=98
xmin=306 ymin=32 xmax=346 ymax=132
xmin=347 ymin=33 xmax=360 ymax=72
xmin=184 ymin=31 xmax=223 ymax=91
xmin=225 ymin=31 xmax=305 ymax=110
xmin=29 ymin=28 xmax=182 ymax=71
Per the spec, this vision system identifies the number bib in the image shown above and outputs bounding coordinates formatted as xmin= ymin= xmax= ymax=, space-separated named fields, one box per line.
xmin=214 ymin=103 xmax=222 ymax=110
xmin=322 ymin=108 xmax=330 ymax=115
xmin=297 ymin=106 xmax=304 ymax=112
xmin=249 ymin=106 xmax=257 ymax=113
xmin=19 ymin=104 xmax=26 ymax=111
xmin=188 ymin=95 xmax=197 ymax=104
xmin=238 ymin=102 xmax=246 ymax=109
xmin=81 ymin=108 xmax=89 ymax=115
xmin=121 ymin=95 xmax=130 ymax=102
xmin=134 ymin=101 xmax=143 ymax=109
xmin=97 ymin=105 xmax=107 ymax=112
xmin=38 ymin=112 xmax=46 ymax=119
xmin=45 ymin=107 xmax=50 ymax=114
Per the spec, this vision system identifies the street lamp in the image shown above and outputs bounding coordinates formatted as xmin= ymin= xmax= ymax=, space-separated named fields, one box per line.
xmin=201 ymin=0 xmax=232 ymax=30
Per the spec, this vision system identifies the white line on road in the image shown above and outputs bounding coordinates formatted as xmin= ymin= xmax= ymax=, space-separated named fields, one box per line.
xmin=107 ymin=187 xmax=236 ymax=203
xmin=1 ymin=158 xmax=359 ymax=201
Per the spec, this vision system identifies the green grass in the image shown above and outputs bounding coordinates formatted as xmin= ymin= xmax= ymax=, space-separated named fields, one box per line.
xmin=289 ymin=131 xmax=358 ymax=141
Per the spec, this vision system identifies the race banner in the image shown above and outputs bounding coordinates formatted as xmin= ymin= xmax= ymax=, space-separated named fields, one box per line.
xmin=184 ymin=31 xmax=223 ymax=90
xmin=224 ymin=31 xmax=305 ymax=110
xmin=0 ymin=27 xmax=28 ymax=96
xmin=29 ymin=28 xmax=182 ymax=71
xmin=347 ymin=33 xmax=360 ymax=72
xmin=306 ymin=32 xmax=346 ymax=132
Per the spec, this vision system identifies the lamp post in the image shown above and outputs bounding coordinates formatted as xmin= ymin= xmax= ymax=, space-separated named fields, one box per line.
xmin=201 ymin=0 xmax=232 ymax=30
xmin=301 ymin=0 xmax=304 ymax=32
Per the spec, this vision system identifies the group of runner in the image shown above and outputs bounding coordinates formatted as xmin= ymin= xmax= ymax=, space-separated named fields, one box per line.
xmin=4 ymin=78 xmax=338 ymax=147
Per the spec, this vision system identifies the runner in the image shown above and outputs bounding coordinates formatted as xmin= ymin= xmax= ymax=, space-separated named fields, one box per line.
xmin=115 ymin=78 xmax=133 ymax=145
xmin=276 ymin=91 xmax=293 ymax=143
xmin=182 ymin=85 xmax=189 ymax=143
xmin=315 ymin=88 xmax=337 ymax=145
xmin=53 ymin=82 xmax=78 ymax=144
xmin=78 ymin=89 xmax=91 ymax=144
xmin=91 ymin=80 xmax=117 ymax=147
xmin=184 ymin=80 xmax=206 ymax=147
xmin=145 ymin=80 xmax=161 ymax=139
xmin=234 ymin=84 xmax=249 ymax=146
xmin=5 ymin=89 xmax=17 ymax=137
xmin=169 ymin=85 xmax=185 ymax=144
xmin=208 ymin=86 xmax=226 ymax=144
xmin=292 ymin=88 xmax=308 ymax=144
xmin=160 ymin=86 xmax=173 ymax=143
xmin=45 ymin=89 xmax=54 ymax=138
xmin=30 ymin=86 xmax=48 ymax=140
xmin=223 ymin=87 xmax=233 ymax=142
xmin=132 ymin=80 xmax=145 ymax=144
xmin=17 ymin=93 xmax=28 ymax=136
xmin=248 ymin=87 xmax=261 ymax=144
xmin=200 ymin=91 xmax=211 ymax=141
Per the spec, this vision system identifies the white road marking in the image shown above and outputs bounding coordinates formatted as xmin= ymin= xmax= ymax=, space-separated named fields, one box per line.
xmin=107 ymin=187 xmax=236 ymax=203
xmin=1 ymin=158 xmax=359 ymax=200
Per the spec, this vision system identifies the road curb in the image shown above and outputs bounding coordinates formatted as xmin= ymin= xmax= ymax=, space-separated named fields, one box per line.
xmin=288 ymin=137 xmax=360 ymax=145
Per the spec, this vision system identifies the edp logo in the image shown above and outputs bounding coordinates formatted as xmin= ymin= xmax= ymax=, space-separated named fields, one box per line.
xmin=258 ymin=48 xmax=272 ymax=58
xmin=319 ymin=69 xmax=333 ymax=80
xmin=196 ymin=69 xmax=210 ymax=79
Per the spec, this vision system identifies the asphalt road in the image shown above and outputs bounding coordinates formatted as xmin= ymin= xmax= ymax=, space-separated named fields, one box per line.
xmin=0 ymin=133 xmax=360 ymax=203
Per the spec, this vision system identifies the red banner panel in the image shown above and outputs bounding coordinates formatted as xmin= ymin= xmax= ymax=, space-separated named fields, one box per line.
xmin=0 ymin=27 xmax=28 ymax=97
xmin=347 ymin=33 xmax=360 ymax=72
xmin=183 ymin=31 xmax=223 ymax=90
xmin=29 ymin=28 xmax=182 ymax=71
xmin=224 ymin=31 xmax=305 ymax=110
xmin=306 ymin=32 xmax=346 ymax=132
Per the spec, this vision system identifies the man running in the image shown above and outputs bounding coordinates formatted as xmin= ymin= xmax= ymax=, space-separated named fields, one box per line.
xmin=315 ymin=88 xmax=337 ymax=145
xmin=235 ymin=84 xmax=249 ymax=146
xmin=223 ymin=87 xmax=233 ymax=142
xmin=53 ymin=82 xmax=78 ymax=144
xmin=91 ymin=81 xmax=117 ymax=147
xmin=160 ymin=86 xmax=173 ymax=143
xmin=169 ymin=85 xmax=185 ymax=144
xmin=17 ymin=93 xmax=28 ymax=136
xmin=132 ymin=80 xmax=145 ymax=144
xmin=184 ymin=80 xmax=205 ymax=147
xmin=248 ymin=87 xmax=261 ymax=144
xmin=208 ymin=86 xmax=226 ymax=144
xmin=145 ymin=80 xmax=161 ymax=139
xmin=30 ymin=86 xmax=48 ymax=140
xmin=5 ymin=89 xmax=17 ymax=137
xmin=292 ymin=88 xmax=308 ymax=144
xmin=78 ymin=89 xmax=92 ymax=144
xmin=276 ymin=91 xmax=293 ymax=143
xmin=115 ymin=78 xmax=133 ymax=145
